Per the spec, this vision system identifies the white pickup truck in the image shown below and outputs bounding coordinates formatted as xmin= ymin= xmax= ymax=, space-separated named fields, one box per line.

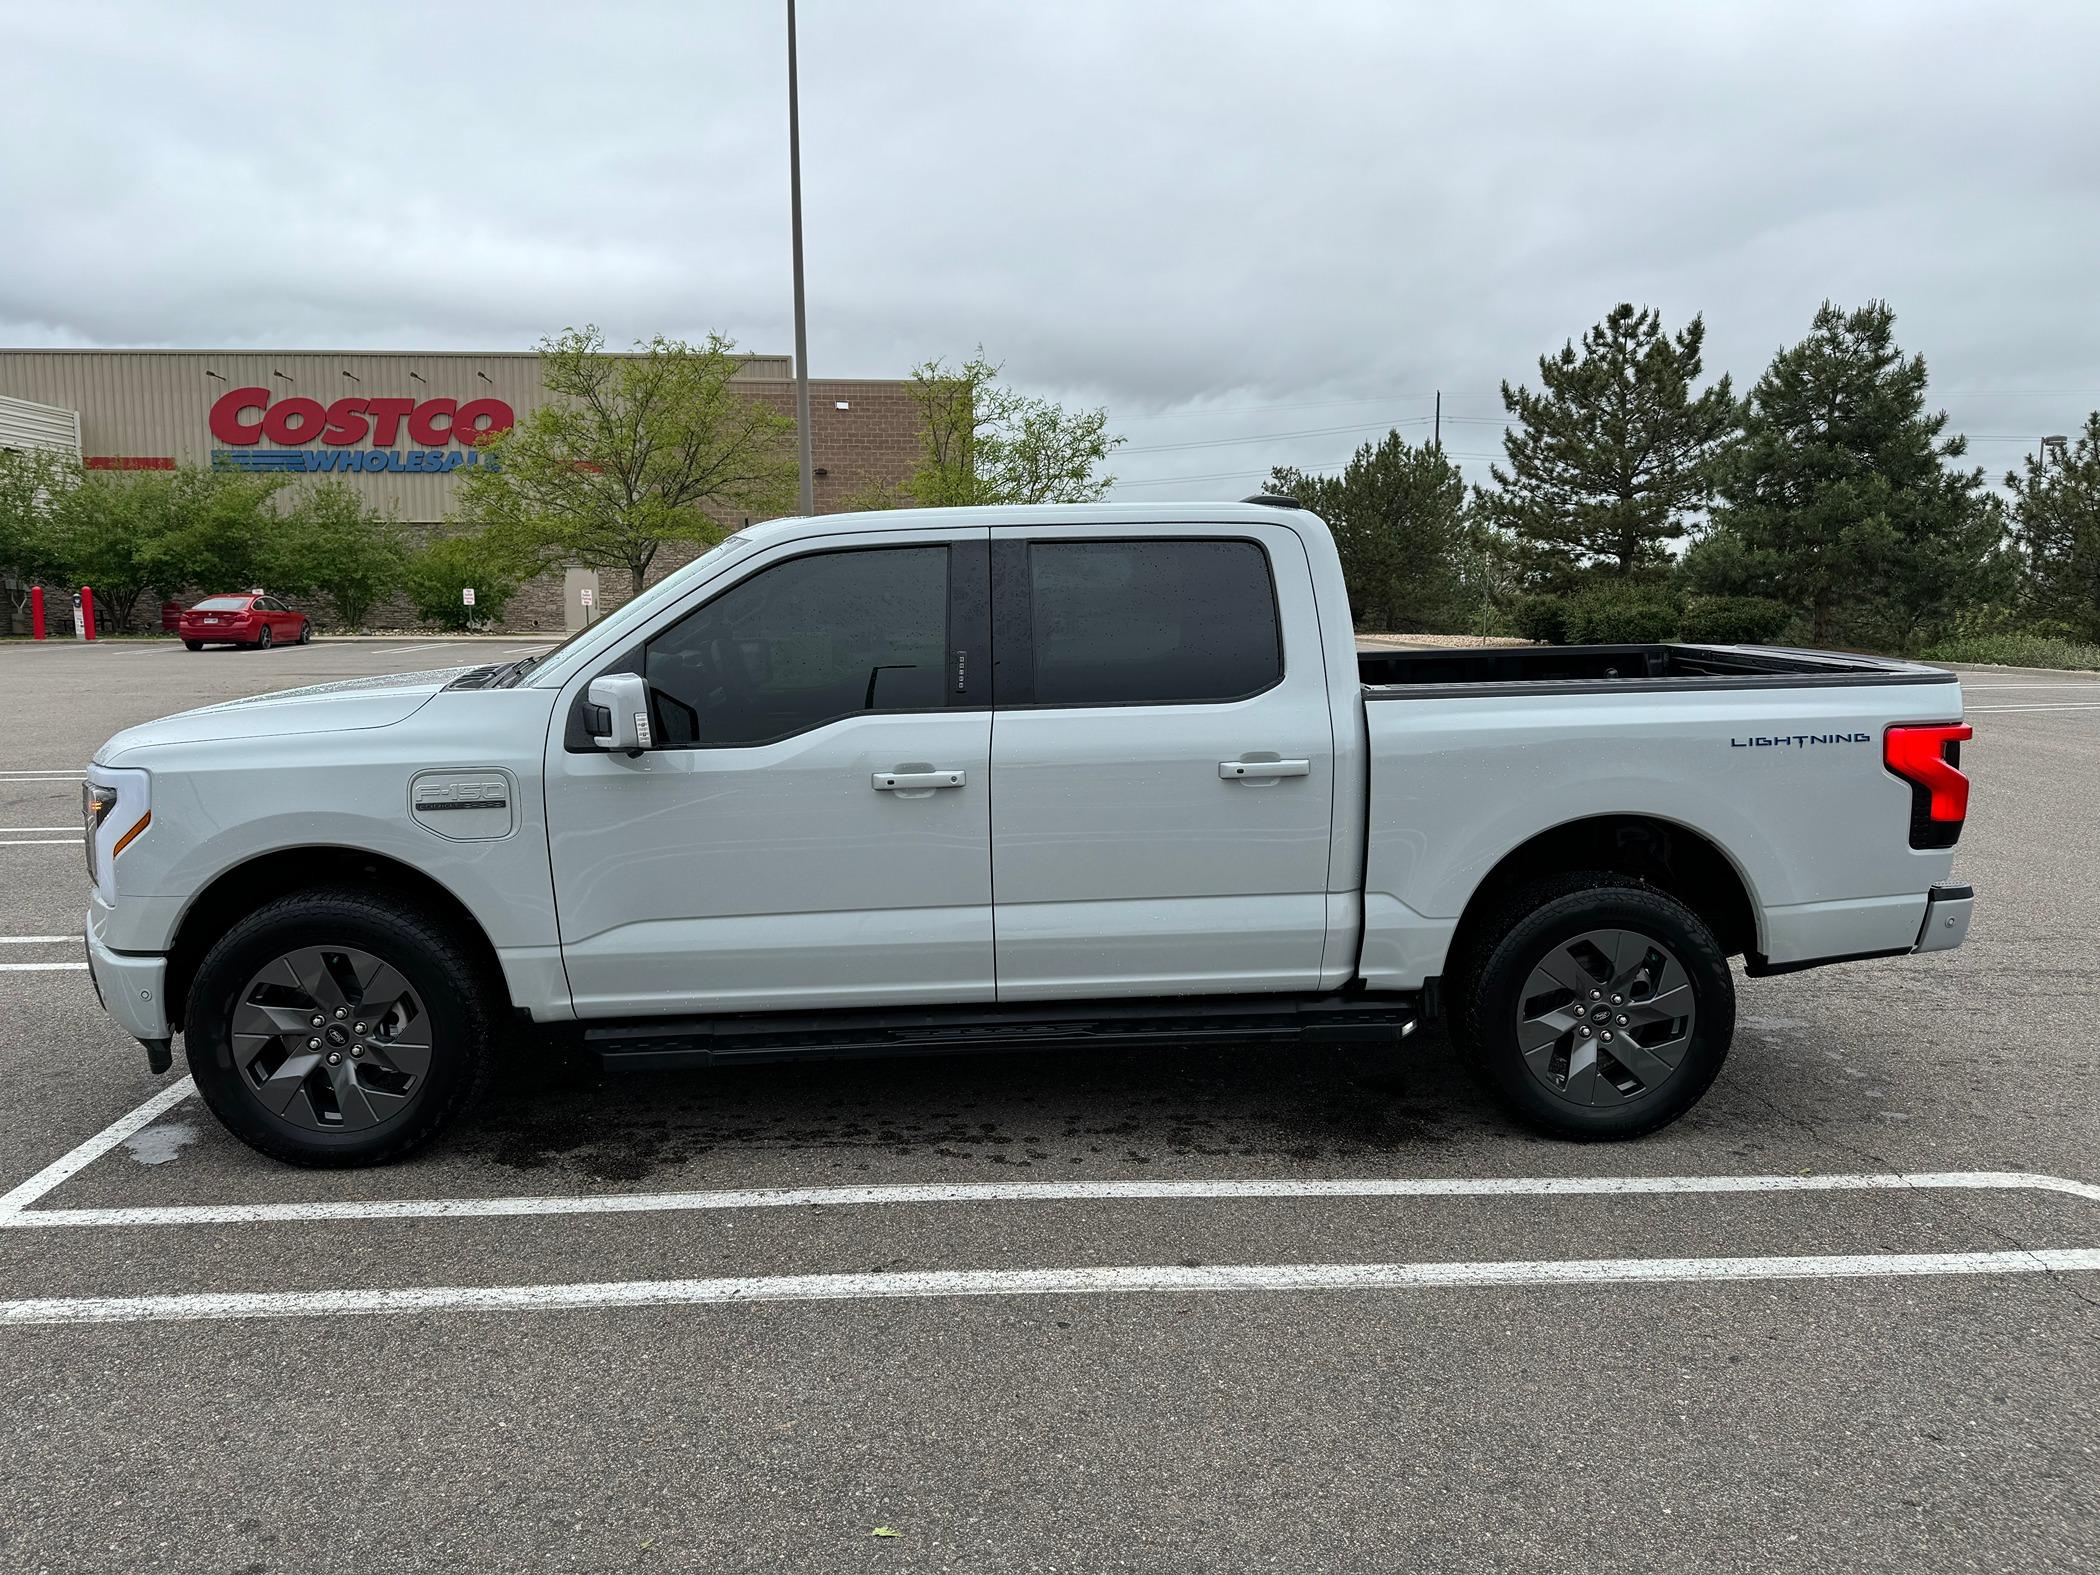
xmin=84 ymin=500 xmax=1976 ymax=1166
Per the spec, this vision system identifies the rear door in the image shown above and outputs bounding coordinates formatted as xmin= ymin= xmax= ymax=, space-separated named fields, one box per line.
xmin=988 ymin=522 xmax=1336 ymax=1000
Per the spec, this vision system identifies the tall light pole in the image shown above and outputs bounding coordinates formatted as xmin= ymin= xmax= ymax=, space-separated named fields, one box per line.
xmin=787 ymin=0 xmax=815 ymax=515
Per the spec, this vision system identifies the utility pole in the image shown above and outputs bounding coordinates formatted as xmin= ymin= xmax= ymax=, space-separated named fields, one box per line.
xmin=1433 ymin=389 xmax=1441 ymax=451
xmin=787 ymin=0 xmax=815 ymax=515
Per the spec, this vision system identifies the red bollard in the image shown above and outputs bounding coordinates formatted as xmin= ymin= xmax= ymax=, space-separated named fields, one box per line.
xmin=30 ymin=585 xmax=45 ymax=640
xmin=80 ymin=585 xmax=97 ymax=641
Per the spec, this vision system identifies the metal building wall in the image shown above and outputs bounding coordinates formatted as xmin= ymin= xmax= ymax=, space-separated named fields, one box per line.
xmin=0 ymin=393 xmax=82 ymax=457
xmin=0 ymin=349 xmax=794 ymax=521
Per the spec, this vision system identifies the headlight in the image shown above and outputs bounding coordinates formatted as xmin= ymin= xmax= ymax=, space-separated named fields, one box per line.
xmin=83 ymin=766 xmax=150 ymax=905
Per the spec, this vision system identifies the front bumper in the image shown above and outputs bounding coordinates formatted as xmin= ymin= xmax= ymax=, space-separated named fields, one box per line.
xmin=84 ymin=913 xmax=171 ymax=1043
xmin=1913 ymin=882 xmax=1974 ymax=954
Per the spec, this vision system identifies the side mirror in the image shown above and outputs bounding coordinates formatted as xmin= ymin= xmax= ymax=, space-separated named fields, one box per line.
xmin=586 ymin=673 xmax=653 ymax=756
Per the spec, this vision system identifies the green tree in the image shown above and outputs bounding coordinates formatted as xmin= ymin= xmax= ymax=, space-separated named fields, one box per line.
xmin=2008 ymin=414 xmax=2100 ymax=640
xmin=45 ymin=466 xmax=287 ymax=631
xmin=139 ymin=467 xmax=292 ymax=600
xmin=0 ymin=447 xmax=80 ymax=633
xmin=455 ymin=325 xmax=798 ymax=599
xmin=1270 ymin=430 xmax=1468 ymax=630
xmin=273 ymin=481 xmax=409 ymax=629
xmin=861 ymin=353 xmax=1123 ymax=508
xmin=1701 ymin=300 xmax=2003 ymax=647
xmin=1485 ymin=303 xmax=1741 ymax=586
xmin=403 ymin=531 xmax=518 ymax=631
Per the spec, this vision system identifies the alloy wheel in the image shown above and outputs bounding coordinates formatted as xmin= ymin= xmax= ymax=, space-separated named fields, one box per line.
xmin=229 ymin=945 xmax=432 ymax=1131
xmin=1514 ymin=928 xmax=1697 ymax=1107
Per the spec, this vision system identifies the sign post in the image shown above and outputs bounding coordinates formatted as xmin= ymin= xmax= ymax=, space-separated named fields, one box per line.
xmin=580 ymin=584 xmax=594 ymax=627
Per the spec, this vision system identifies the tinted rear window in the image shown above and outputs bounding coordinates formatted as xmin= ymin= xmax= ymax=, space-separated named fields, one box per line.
xmin=192 ymin=597 xmax=252 ymax=612
xmin=1027 ymin=539 xmax=1281 ymax=706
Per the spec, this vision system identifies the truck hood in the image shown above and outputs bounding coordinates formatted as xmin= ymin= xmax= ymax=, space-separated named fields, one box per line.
xmin=93 ymin=666 xmax=480 ymax=764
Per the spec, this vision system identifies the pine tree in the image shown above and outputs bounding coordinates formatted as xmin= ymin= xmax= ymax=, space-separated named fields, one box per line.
xmin=2008 ymin=413 xmax=2100 ymax=640
xmin=1704 ymin=300 xmax=2001 ymax=647
xmin=1486 ymin=304 xmax=1740 ymax=586
xmin=1271 ymin=430 xmax=1467 ymax=630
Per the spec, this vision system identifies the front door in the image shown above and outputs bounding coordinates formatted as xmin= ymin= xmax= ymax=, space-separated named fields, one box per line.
xmin=546 ymin=527 xmax=994 ymax=1017
xmin=987 ymin=523 xmax=1337 ymax=1000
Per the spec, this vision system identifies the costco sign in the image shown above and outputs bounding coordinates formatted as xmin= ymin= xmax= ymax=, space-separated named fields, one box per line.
xmin=209 ymin=387 xmax=516 ymax=474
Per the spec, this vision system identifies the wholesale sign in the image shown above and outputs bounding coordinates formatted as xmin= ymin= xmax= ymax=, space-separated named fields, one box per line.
xmin=208 ymin=387 xmax=516 ymax=474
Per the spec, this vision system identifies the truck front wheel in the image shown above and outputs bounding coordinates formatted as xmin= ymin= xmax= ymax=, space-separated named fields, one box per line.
xmin=1451 ymin=874 xmax=1735 ymax=1140
xmin=183 ymin=887 xmax=496 ymax=1166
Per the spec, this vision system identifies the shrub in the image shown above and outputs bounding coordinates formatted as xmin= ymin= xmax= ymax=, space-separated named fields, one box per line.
xmin=403 ymin=532 xmax=518 ymax=631
xmin=1564 ymin=582 xmax=1681 ymax=645
xmin=1678 ymin=596 xmax=1793 ymax=646
xmin=1919 ymin=632 xmax=2100 ymax=672
xmin=1509 ymin=593 xmax=1570 ymax=645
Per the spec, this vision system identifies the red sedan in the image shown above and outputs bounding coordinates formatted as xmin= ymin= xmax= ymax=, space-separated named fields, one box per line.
xmin=178 ymin=593 xmax=312 ymax=651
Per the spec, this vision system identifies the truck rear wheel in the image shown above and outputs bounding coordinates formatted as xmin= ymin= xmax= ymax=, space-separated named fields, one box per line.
xmin=183 ymin=887 xmax=495 ymax=1166
xmin=1451 ymin=874 xmax=1734 ymax=1140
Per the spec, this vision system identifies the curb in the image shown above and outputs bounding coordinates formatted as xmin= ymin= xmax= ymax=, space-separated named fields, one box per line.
xmin=1934 ymin=661 xmax=2100 ymax=681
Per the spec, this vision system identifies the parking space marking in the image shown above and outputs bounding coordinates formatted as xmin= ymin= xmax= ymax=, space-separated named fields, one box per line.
xmin=0 ymin=1077 xmax=198 ymax=1216
xmin=0 ymin=936 xmax=75 ymax=944
xmin=0 ymin=840 xmax=79 ymax=847
xmin=0 ymin=828 xmax=80 ymax=834
xmin=0 ymin=962 xmax=87 ymax=971
xmin=1970 ymin=703 xmax=2100 ymax=713
xmin=7 ymin=1247 xmax=2100 ymax=1328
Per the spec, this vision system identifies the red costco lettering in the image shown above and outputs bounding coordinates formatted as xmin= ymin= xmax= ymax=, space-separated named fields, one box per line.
xmin=322 ymin=398 xmax=371 ymax=444
xmin=407 ymin=398 xmax=456 ymax=446
xmin=209 ymin=388 xmax=515 ymax=446
xmin=208 ymin=387 xmax=271 ymax=446
xmin=261 ymin=398 xmax=327 ymax=445
xmin=363 ymin=398 xmax=415 ymax=446
xmin=453 ymin=397 xmax=515 ymax=446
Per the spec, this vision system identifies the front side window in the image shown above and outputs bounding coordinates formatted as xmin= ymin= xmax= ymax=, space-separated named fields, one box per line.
xmin=1027 ymin=539 xmax=1281 ymax=706
xmin=644 ymin=546 xmax=950 ymax=747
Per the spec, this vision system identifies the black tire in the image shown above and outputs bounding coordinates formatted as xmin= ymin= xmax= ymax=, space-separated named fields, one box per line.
xmin=256 ymin=625 xmax=273 ymax=649
xmin=1449 ymin=872 xmax=1734 ymax=1140
xmin=298 ymin=622 xmax=313 ymax=644
xmin=183 ymin=639 xmax=203 ymax=651
xmin=183 ymin=887 xmax=496 ymax=1166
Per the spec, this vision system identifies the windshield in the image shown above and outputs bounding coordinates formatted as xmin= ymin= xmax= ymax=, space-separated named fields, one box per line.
xmin=500 ymin=532 xmax=755 ymax=687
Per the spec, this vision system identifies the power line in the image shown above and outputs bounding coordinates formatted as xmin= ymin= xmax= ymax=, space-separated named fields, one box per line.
xmin=1121 ymin=416 xmax=1433 ymax=455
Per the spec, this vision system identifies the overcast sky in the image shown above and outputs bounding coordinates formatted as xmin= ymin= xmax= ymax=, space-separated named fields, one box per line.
xmin=4 ymin=0 xmax=2095 ymax=496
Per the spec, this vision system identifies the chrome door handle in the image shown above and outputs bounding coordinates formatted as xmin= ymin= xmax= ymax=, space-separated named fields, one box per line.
xmin=872 ymin=769 xmax=967 ymax=791
xmin=1220 ymin=758 xmax=1311 ymax=780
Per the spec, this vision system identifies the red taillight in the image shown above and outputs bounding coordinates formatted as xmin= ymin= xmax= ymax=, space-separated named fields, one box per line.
xmin=1885 ymin=723 xmax=1971 ymax=848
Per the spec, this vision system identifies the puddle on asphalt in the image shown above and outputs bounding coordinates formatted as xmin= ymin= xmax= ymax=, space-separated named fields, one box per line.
xmin=124 ymin=1121 xmax=198 ymax=1166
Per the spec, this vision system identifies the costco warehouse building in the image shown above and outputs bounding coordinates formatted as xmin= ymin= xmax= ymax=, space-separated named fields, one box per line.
xmin=0 ymin=349 xmax=920 ymax=632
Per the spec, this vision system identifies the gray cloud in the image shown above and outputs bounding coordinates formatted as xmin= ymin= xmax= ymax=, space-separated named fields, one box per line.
xmin=3 ymin=0 xmax=2095 ymax=495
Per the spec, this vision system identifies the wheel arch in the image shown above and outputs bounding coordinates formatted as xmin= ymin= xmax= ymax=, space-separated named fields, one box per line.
xmin=1444 ymin=813 xmax=1760 ymax=983
xmin=165 ymin=846 xmax=509 ymax=1030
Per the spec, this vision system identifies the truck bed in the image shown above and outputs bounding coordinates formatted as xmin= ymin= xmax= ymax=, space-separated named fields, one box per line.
xmin=1357 ymin=643 xmax=1955 ymax=697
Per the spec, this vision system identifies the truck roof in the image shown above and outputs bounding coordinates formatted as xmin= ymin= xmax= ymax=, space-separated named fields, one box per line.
xmin=734 ymin=499 xmax=1321 ymax=548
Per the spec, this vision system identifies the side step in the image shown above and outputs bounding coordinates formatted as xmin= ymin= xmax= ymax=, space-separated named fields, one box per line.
xmin=586 ymin=992 xmax=1420 ymax=1072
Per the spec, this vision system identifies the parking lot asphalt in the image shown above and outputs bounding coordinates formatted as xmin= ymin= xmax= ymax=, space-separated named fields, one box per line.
xmin=1 ymin=637 xmax=2096 ymax=1573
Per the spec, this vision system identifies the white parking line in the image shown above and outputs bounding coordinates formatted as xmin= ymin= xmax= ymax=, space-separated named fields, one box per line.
xmin=0 ymin=840 xmax=79 ymax=847
xmin=0 ymin=936 xmax=75 ymax=944
xmin=0 ymin=828 xmax=79 ymax=833
xmin=0 ymin=1077 xmax=198 ymax=1216
xmin=0 ymin=962 xmax=87 ymax=971
xmin=7 ymin=1248 xmax=2100 ymax=1328
xmin=0 ymin=774 xmax=85 ymax=782
xmin=1969 ymin=703 xmax=2100 ymax=713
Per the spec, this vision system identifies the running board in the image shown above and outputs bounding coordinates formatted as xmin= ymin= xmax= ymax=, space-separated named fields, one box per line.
xmin=586 ymin=992 xmax=1419 ymax=1072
